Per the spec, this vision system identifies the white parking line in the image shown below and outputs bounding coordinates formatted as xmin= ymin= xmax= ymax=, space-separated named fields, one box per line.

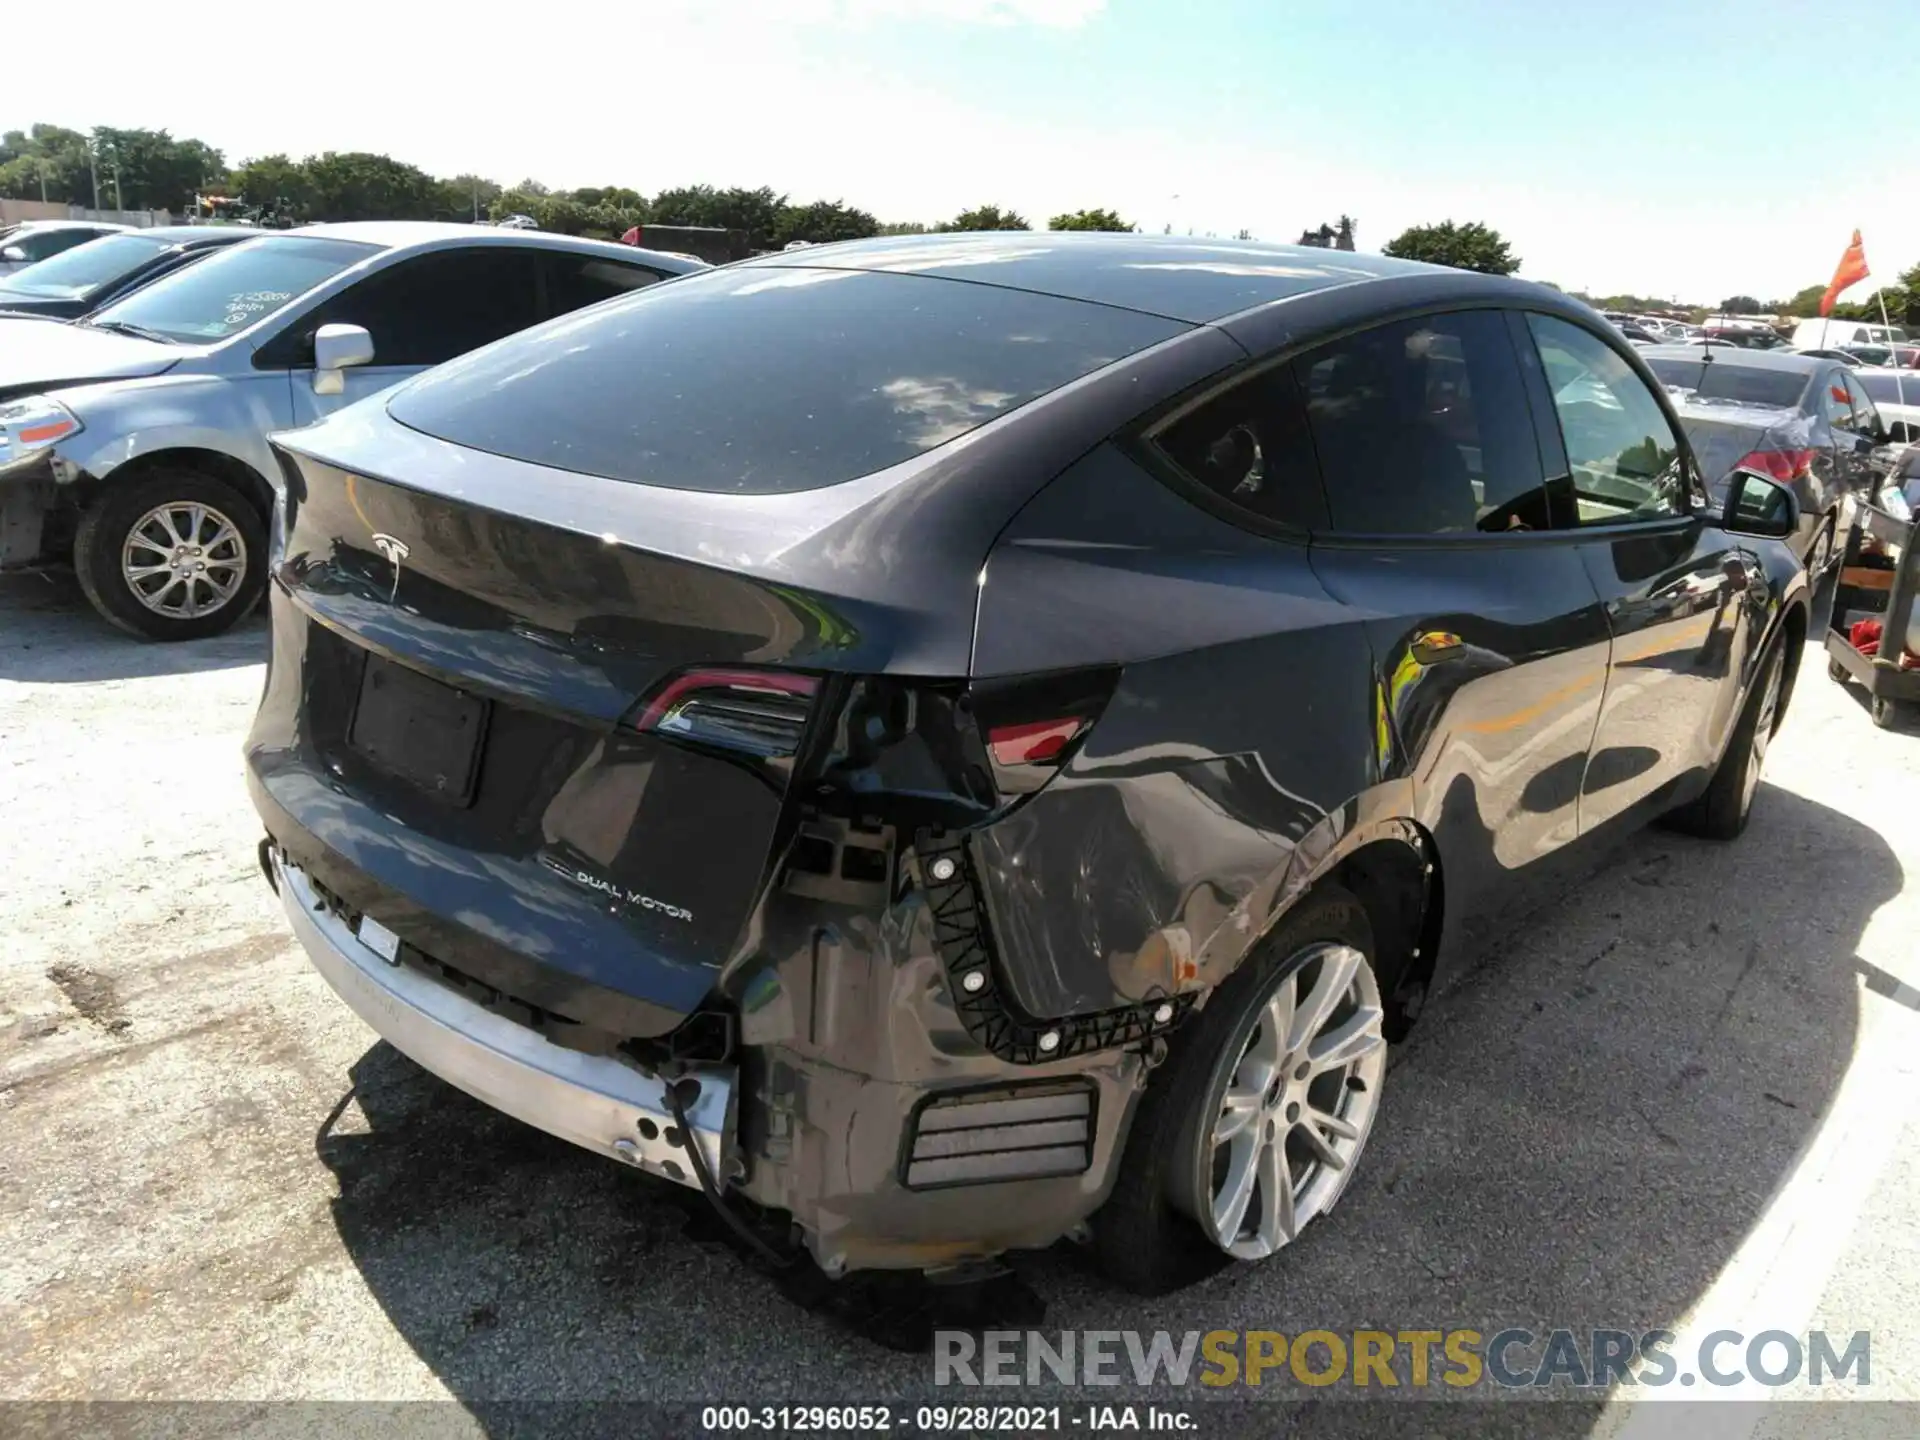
xmin=1596 ymin=967 xmax=1920 ymax=1437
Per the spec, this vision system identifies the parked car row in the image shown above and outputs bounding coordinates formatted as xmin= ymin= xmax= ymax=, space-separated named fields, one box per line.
xmin=0 ymin=225 xmax=254 ymax=320
xmin=1602 ymin=311 xmax=1701 ymax=345
xmin=1790 ymin=318 xmax=1910 ymax=351
xmin=0 ymin=219 xmax=132 ymax=275
xmin=1795 ymin=343 xmax=1920 ymax=370
xmin=1641 ymin=344 xmax=1902 ymax=575
xmin=238 ymin=233 xmax=1813 ymax=1296
xmin=0 ymin=223 xmax=705 ymax=636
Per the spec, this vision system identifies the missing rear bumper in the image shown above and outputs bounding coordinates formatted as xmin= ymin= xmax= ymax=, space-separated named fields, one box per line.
xmin=275 ymin=853 xmax=735 ymax=1189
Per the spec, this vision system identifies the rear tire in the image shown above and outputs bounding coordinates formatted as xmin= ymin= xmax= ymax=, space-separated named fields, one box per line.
xmin=1663 ymin=635 xmax=1785 ymax=840
xmin=1871 ymin=695 xmax=1906 ymax=731
xmin=1091 ymin=885 xmax=1382 ymax=1296
xmin=1806 ymin=513 xmax=1837 ymax=578
xmin=74 ymin=470 xmax=267 ymax=641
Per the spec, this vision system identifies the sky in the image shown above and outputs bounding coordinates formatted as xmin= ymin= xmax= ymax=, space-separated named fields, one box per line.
xmin=12 ymin=0 xmax=1919 ymax=303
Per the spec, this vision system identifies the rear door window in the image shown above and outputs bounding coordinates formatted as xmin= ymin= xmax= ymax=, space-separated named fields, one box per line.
xmin=1147 ymin=364 xmax=1329 ymax=531
xmin=15 ymin=228 xmax=100 ymax=262
xmin=1525 ymin=314 xmax=1690 ymax=525
xmin=544 ymin=253 xmax=668 ymax=315
xmin=1841 ymin=371 xmax=1882 ymax=436
xmin=1821 ymin=370 xmax=1858 ymax=431
xmin=387 ymin=266 xmax=1185 ymax=493
xmin=1297 ymin=309 xmax=1553 ymax=534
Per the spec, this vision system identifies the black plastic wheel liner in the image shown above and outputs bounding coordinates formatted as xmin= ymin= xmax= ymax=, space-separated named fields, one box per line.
xmin=915 ymin=829 xmax=1195 ymax=1065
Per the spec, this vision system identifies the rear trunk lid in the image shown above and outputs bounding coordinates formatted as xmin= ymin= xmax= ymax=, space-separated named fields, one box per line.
xmin=1665 ymin=394 xmax=1809 ymax=490
xmin=250 ymin=411 xmax=998 ymax=1031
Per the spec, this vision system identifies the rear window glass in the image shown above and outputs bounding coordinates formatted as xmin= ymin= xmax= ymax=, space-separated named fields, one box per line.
xmin=1644 ymin=358 xmax=1809 ymax=409
xmin=386 ymin=266 xmax=1186 ymax=493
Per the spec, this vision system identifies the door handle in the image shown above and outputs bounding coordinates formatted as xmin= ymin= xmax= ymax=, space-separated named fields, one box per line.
xmin=1411 ymin=631 xmax=1466 ymax=665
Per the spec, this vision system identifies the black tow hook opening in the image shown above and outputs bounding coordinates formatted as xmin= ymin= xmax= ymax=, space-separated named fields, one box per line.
xmin=257 ymin=835 xmax=279 ymax=894
xmin=664 ymin=1076 xmax=791 ymax=1272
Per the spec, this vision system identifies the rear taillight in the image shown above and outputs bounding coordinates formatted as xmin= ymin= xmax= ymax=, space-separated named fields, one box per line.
xmin=1736 ymin=448 xmax=1817 ymax=482
xmin=987 ymin=717 xmax=1088 ymax=767
xmin=969 ymin=667 xmax=1119 ymax=797
xmin=629 ymin=667 xmax=819 ymax=758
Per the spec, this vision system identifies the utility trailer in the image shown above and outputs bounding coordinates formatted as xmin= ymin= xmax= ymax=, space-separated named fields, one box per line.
xmin=1826 ymin=497 xmax=1920 ymax=728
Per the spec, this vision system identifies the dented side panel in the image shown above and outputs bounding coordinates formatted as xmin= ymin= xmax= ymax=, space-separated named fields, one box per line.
xmin=968 ymin=446 xmax=1386 ymax=1019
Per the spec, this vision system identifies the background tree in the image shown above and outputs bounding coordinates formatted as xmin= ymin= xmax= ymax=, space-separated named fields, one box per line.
xmin=1048 ymin=208 xmax=1134 ymax=232
xmin=1381 ymin=220 xmax=1520 ymax=276
xmin=435 ymin=174 xmax=503 ymax=222
xmin=227 ymin=154 xmax=314 ymax=220
xmin=0 ymin=125 xmax=95 ymax=204
xmin=301 ymin=152 xmax=439 ymax=221
xmin=1719 ymin=294 xmax=1763 ymax=314
xmin=568 ymin=185 xmax=646 ymax=211
xmin=647 ymin=185 xmax=789 ymax=247
xmin=944 ymin=204 xmax=1029 ymax=232
xmin=878 ymin=221 xmax=931 ymax=235
xmin=1781 ymin=284 xmax=1828 ymax=317
xmin=774 ymin=199 xmax=879 ymax=245
xmin=1 ymin=124 xmax=218 ymax=211
xmin=87 ymin=127 xmax=223 ymax=212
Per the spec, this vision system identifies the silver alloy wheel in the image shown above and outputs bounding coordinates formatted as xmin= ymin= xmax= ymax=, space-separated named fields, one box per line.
xmin=121 ymin=502 xmax=248 ymax=620
xmin=1200 ymin=942 xmax=1387 ymax=1260
xmin=1741 ymin=647 xmax=1785 ymax=812
xmin=1808 ymin=520 xmax=1834 ymax=578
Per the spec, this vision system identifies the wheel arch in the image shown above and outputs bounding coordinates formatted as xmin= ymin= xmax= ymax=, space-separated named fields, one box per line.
xmin=1201 ymin=790 xmax=1441 ymax=1042
xmin=1772 ymin=598 xmax=1808 ymax=729
xmin=72 ymin=446 xmax=275 ymax=525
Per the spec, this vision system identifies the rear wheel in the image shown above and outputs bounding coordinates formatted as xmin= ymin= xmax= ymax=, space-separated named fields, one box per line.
xmin=1091 ymin=886 xmax=1386 ymax=1295
xmin=1871 ymin=695 xmax=1908 ymax=731
xmin=1663 ymin=635 xmax=1785 ymax=840
xmin=74 ymin=470 xmax=267 ymax=640
xmin=1806 ymin=512 xmax=1837 ymax=578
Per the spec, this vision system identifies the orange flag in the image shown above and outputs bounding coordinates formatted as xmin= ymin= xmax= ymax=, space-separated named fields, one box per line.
xmin=1820 ymin=231 xmax=1870 ymax=316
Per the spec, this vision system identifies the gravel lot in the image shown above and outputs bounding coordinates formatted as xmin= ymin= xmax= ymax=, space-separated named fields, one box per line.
xmin=3 ymin=570 xmax=1917 ymax=1437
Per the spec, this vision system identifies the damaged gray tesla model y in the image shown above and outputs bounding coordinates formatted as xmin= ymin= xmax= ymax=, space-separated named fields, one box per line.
xmin=248 ymin=234 xmax=1810 ymax=1295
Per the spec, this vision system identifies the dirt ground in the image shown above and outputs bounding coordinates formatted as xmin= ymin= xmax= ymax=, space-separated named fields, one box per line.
xmin=3 ymin=569 xmax=1917 ymax=1438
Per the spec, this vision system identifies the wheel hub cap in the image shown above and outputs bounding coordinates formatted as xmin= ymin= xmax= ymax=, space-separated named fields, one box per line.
xmin=1198 ymin=941 xmax=1387 ymax=1260
xmin=122 ymin=502 xmax=247 ymax=620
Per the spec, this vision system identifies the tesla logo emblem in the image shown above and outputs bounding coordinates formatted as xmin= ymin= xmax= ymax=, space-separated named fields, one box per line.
xmin=371 ymin=533 xmax=409 ymax=602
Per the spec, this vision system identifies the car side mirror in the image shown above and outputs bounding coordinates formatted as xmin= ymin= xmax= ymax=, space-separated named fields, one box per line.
xmin=1720 ymin=468 xmax=1799 ymax=540
xmin=312 ymin=323 xmax=375 ymax=396
xmin=1 ymin=245 xmax=24 ymax=262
